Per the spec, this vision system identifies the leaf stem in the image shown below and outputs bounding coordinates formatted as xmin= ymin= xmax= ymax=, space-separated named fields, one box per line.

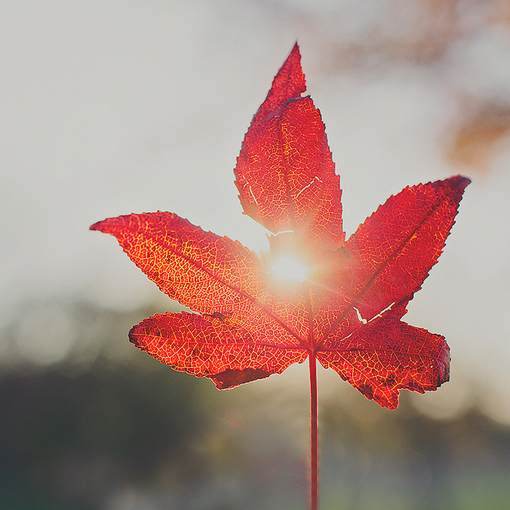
xmin=309 ymin=350 xmax=318 ymax=510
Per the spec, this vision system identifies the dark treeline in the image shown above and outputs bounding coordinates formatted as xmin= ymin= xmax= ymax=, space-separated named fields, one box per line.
xmin=1 ymin=300 xmax=509 ymax=510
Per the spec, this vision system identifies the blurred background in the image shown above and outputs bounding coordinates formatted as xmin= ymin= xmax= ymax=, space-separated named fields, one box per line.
xmin=1 ymin=0 xmax=510 ymax=508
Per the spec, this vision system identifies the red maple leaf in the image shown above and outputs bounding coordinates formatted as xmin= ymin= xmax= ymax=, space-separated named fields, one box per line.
xmin=91 ymin=43 xmax=469 ymax=509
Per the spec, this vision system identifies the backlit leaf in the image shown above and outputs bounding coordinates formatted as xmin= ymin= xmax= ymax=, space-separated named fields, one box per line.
xmin=91 ymin=44 xmax=469 ymax=410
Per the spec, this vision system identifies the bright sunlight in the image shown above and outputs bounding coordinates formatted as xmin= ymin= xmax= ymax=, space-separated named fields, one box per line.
xmin=268 ymin=253 xmax=310 ymax=283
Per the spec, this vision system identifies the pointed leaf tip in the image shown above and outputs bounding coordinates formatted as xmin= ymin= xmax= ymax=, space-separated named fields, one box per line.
xmin=432 ymin=175 xmax=470 ymax=207
xmin=266 ymin=41 xmax=306 ymax=107
xmin=89 ymin=216 xmax=127 ymax=234
xmin=290 ymin=41 xmax=300 ymax=59
xmin=447 ymin=174 xmax=471 ymax=196
xmin=90 ymin=216 xmax=131 ymax=233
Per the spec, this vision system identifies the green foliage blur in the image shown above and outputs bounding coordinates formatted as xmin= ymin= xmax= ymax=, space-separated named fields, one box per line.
xmin=1 ymin=299 xmax=509 ymax=510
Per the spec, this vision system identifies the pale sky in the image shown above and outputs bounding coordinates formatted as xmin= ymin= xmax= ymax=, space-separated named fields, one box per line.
xmin=2 ymin=0 xmax=510 ymax=421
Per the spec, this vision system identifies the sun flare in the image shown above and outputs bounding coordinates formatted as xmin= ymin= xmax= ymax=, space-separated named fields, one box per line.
xmin=268 ymin=253 xmax=310 ymax=283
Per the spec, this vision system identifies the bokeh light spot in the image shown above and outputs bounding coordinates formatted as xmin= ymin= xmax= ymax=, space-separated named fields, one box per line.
xmin=15 ymin=305 xmax=75 ymax=366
